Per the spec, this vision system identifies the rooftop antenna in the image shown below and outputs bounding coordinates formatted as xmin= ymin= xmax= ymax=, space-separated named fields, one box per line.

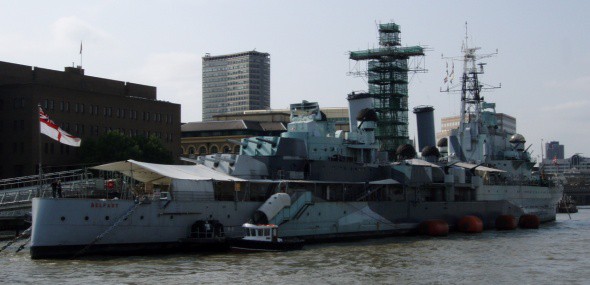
xmin=79 ymin=41 xmax=83 ymax=68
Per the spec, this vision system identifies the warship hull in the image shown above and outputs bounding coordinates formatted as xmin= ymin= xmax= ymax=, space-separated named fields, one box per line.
xmin=30 ymin=184 xmax=560 ymax=259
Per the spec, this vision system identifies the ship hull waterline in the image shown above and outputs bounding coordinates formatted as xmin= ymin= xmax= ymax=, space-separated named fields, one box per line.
xmin=29 ymin=193 xmax=559 ymax=259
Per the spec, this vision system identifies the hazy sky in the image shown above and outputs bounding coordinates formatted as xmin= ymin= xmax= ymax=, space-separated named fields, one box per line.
xmin=2 ymin=1 xmax=589 ymax=158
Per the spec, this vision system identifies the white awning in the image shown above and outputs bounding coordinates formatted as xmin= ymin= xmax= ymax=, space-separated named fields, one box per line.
xmin=403 ymin=158 xmax=441 ymax=168
xmin=92 ymin=159 xmax=245 ymax=184
xmin=454 ymin=162 xmax=505 ymax=173
xmin=368 ymin=178 xmax=400 ymax=185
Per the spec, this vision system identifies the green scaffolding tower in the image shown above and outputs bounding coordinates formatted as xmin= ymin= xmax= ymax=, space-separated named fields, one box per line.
xmin=349 ymin=22 xmax=424 ymax=157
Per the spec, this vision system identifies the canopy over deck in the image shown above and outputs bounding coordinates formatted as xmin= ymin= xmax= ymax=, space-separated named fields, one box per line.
xmin=92 ymin=159 xmax=245 ymax=184
xmin=454 ymin=162 xmax=505 ymax=173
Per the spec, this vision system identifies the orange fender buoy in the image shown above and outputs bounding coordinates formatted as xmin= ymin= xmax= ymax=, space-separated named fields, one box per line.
xmin=418 ymin=220 xmax=449 ymax=237
xmin=518 ymin=214 xmax=540 ymax=229
xmin=457 ymin=215 xmax=483 ymax=233
xmin=495 ymin=215 xmax=517 ymax=231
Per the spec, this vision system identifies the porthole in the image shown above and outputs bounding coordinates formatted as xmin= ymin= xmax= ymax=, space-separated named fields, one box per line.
xmin=60 ymin=216 xmax=66 ymax=221
xmin=170 ymin=215 xmax=174 ymax=220
xmin=140 ymin=216 xmax=144 ymax=220
xmin=227 ymin=214 xmax=231 ymax=219
xmin=105 ymin=216 xmax=110 ymax=221
xmin=84 ymin=216 xmax=89 ymax=221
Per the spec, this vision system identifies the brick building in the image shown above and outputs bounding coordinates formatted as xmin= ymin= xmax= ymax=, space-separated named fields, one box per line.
xmin=0 ymin=61 xmax=180 ymax=178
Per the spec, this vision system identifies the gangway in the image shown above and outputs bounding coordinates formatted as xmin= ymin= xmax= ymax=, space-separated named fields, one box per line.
xmin=0 ymin=169 xmax=94 ymax=217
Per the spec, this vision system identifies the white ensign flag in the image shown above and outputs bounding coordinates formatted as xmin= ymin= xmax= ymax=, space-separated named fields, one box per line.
xmin=39 ymin=106 xmax=81 ymax=147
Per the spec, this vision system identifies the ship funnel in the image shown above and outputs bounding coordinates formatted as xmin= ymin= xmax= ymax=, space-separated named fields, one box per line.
xmin=413 ymin=105 xmax=435 ymax=152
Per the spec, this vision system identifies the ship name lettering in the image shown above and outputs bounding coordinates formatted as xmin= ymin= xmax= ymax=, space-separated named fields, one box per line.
xmin=90 ymin=202 xmax=119 ymax=208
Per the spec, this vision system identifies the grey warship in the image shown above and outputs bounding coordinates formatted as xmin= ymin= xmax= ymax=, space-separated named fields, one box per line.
xmin=29 ymin=25 xmax=561 ymax=259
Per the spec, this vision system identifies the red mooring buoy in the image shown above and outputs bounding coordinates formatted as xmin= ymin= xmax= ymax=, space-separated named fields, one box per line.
xmin=418 ymin=220 xmax=449 ymax=237
xmin=518 ymin=214 xmax=540 ymax=229
xmin=495 ymin=215 xmax=517 ymax=231
xmin=457 ymin=215 xmax=483 ymax=233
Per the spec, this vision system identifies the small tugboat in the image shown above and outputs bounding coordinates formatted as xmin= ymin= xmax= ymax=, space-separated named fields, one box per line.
xmin=230 ymin=223 xmax=304 ymax=252
xmin=557 ymin=195 xmax=578 ymax=213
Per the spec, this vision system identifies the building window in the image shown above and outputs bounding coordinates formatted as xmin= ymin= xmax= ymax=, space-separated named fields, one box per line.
xmin=210 ymin=145 xmax=219 ymax=154
xmin=198 ymin=146 xmax=207 ymax=154
xmin=13 ymin=98 xmax=25 ymax=109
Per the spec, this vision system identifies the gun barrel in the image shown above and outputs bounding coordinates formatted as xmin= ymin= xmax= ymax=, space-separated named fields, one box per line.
xmin=227 ymin=139 xmax=248 ymax=146
xmin=256 ymin=137 xmax=277 ymax=146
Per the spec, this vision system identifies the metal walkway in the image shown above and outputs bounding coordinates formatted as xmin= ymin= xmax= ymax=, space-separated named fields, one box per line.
xmin=0 ymin=169 xmax=94 ymax=217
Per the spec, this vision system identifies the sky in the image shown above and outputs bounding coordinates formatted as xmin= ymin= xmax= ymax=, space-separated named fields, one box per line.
xmin=1 ymin=1 xmax=589 ymax=159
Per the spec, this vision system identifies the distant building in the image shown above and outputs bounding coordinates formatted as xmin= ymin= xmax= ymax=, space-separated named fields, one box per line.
xmin=0 ymin=61 xmax=181 ymax=178
xmin=436 ymin=113 xmax=516 ymax=141
xmin=545 ymin=141 xmax=564 ymax=160
xmin=202 ymin=51 xmax=270 ymax=121
xmin=214 ymin=107 xmax=350 ymax=132
xmin=181 ymin=120 xmax=287 ymax=156
xmin=181 ymin=107 xmax=350 ymax=156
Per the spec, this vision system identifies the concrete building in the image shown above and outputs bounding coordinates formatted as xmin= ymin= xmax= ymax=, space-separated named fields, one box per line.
xmin=545 ymin=141 xmax=564 ymax=160
xmin=202 ymin=51 xmax=270 ymax=121
xmin=436 ymin=113 xmax=516 ymax=141
xmin=0 ymin=61 xmax=181 ymax=178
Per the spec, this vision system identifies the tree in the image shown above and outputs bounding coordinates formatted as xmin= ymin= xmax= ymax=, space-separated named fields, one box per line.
xmin=80 ymin=131 xmax=173 ymax=165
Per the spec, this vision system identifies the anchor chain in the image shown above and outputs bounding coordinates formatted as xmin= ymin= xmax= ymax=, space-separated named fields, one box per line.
xmin=0 ymin=226 xmax=31 ymax=254
xmin=73 ymin=201 xmax=142 ymax=258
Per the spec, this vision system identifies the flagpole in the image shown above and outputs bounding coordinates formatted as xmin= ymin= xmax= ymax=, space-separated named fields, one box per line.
xmin=37 ymin=104 xmax=43 ymax=197
xmin=80 ymin=41 xmax=83 ymax=68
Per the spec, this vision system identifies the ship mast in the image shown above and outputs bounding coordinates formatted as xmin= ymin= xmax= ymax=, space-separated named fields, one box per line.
xmin=442 ymin=23 xmax=500 ymax=156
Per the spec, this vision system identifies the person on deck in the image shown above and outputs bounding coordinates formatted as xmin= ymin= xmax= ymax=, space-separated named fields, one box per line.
xmin=57 ymin=180 xmax=63 ymax=198
xmin=51 ymin=180 xmax=58 ymax=198
xmin=51 ymin=180 xmax=63 ymax=198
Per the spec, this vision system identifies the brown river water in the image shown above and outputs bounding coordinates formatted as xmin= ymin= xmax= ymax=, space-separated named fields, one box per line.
xmin=1 ymin=208 xmax=589 ymax=284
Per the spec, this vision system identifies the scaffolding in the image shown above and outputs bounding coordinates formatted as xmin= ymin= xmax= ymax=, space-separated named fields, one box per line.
xmin=349 ymin=22 xmax=425 ymax=157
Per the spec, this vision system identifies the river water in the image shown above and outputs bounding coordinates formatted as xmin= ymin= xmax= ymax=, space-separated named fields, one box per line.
xmin=1 ymin=208 xmax=589 ymax=284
